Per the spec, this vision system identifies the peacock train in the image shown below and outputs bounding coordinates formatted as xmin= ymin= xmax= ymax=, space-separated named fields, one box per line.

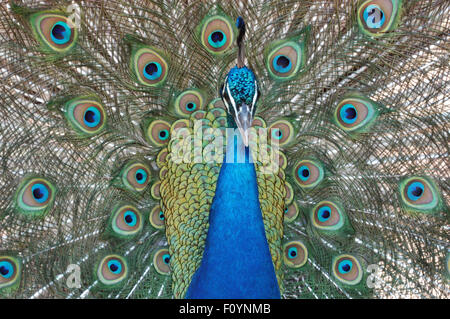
xmin=0 ymin=0 xmax=449 ymax=299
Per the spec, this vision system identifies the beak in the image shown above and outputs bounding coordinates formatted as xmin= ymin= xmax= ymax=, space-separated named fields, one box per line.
xmin=234 ymin=103 xmax=253 ymax=147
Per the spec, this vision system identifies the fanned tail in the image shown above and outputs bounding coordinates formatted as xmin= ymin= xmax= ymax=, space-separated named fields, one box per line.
xmin=0 ymin=0 xmax=448 ymax=299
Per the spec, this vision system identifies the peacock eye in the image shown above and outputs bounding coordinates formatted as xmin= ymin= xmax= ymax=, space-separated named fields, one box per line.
xmin=209 ymin=30 xmax=227 ymax=48
xmin=50 ymin=22 xmax=71 ymax=44
xmin=64 ymin=98 xmax=106 ymax=136
xmin=299 ymin=166 xmax=310 ymax=179
xmin=283 ymin=241 xmax=308 ymax=268
xmin=110 ymin=205 xmax=143 ymax=237
xmin=108 ymin=260 xmax=122 ymax=273
xmin=124 ymin=211 xmax=136 ymax=226
xmin=268 ymin=119 xmax=295 ymax=147
xmin=339 ymin=260 xmax=353 ymax=273
xmin=272 ymin=128 xmax=283 ymax=140
xmin=399 ymin=177 xmax=440 ymax=213
xmin=149 ymin=205 xmax=165 ymax=229
xmin=272 ymin=55 xmax=292 ymax=73
xmin=146 ymin=119 xmax=171 ymax=147
xmin=288 ymin=247 xmax=297 ymax=257
xmin=121 ymin=162 xmax=151 ymax=192
xmin=131 ymin=47 xmax=168 ymax=87
xmin=0 ymin=261 xmax=14 ymax=279
xmin=199 ymin=14 xmax=235 ymax=54
xmin=29 ymin=13 xmax=78 ymax=53
xmin=284 ymin=202 xmax=299 ymax=223
xmin=97 ymin=255 xmax=128 ymax=286
xmin=311 ymin=201 xmax=344 ymax=231
xmin=407 ymin=181 xmax=425 ymax=201
xmin=143 ymin=62 xmax=162 ymax=80
xmin=15 ymin=177 xmax=56 ymax=217
xmin=173 ymin=90 xmax=204 ymax=117
xmin=363 ymin=4 xmax=385 ymax=29
xmin=334 ymin=96 xmax=378 ymax=133
xmin=135 ymin=169 xmax=147 ymax=184
xmin=318 ymin=206 xmax=331 ymax=222
xmin=84 ymin=107 xmax=101 ymax=127
xmin=0 ymin=256 xmax=21 ymax=290
xmin=265 ymin=35 xmax=306 ymax=81
xmin=31 ymin=183 xmax=49 ymax=203
xmin=332 ymin=255 xmax=363 ymax=285
xmin=159 ymin=130 xmax=169 ymax=140
xmin=357 ymin=0 xmax=402 ymax=36
xmin=293 ymin=159 xmax=325 ymax=189
xmin=153 ymin=249 xmax=171 ymax=275
xmin=340 ymin=104 xmax=358 ymax=124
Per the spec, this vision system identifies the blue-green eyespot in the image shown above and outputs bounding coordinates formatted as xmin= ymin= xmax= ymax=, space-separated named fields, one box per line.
xmin=332 ymin=254 xmax=363 ymax=285
xmin=357 ymin=0 xmax=403 ymax=37
xmin=311 ymin=201 xmax=345 ymax=231
xmin=399 ymin=176 xmax=441 ymax=213
xmin=266 ymin=41 xmax=304 ymax=80
xmin=132 ymin=47 xmax=168 ymax=87
xmin=0 ymin=256 xmax=21 ymax=292
xmin=265 ymin=31 xmax=308 ymax=81
xmin=293 ymin=159 xmax=325 ymax=189
xmin=97 ymin=255 xmax=128 ymax=286
xmin=199 ymin=14 xmax=235 ymax=54
xmin=110 ymin=205 xmax=143 ymax=237
xmin=334 ymin=95 xmax=379 ymax=133
xmin=121 ymin=162 xmax=151 ymax=192
xmin=64 ymin=98 xmax=106 ymax=136
xmin=29 ymin=12 xmax=78 ymax=53
xmin=283 ymin=241 xmax=308 ymax=268
xmin=15 ymin=177 xmax=56 ymax=217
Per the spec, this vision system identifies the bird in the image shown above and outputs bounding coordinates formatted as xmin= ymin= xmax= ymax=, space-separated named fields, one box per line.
xmin=0 ymin=0 xmax=449 ymax=299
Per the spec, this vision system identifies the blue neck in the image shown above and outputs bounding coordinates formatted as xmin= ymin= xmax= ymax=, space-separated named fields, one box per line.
xmin=185 ymin=132 xmax=280 ymax=299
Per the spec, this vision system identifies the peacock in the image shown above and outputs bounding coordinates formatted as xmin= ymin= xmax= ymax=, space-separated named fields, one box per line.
xmin=0 ymin=0 xmax=449 ymax=299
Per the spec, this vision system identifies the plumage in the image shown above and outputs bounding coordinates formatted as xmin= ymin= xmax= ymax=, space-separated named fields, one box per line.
xmin=186 ymin=134 xmax=281 ymax=299
xmin=0 ymin=0 xmax=449 ymax=299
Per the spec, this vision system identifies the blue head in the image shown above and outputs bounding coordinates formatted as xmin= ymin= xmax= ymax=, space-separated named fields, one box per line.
xmin=220 ymin=17 xmax=260 ymax=146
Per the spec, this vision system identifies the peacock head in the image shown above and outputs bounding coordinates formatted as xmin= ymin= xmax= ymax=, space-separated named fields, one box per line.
xmin=220 ymin=17 xmax=260 ymax=146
